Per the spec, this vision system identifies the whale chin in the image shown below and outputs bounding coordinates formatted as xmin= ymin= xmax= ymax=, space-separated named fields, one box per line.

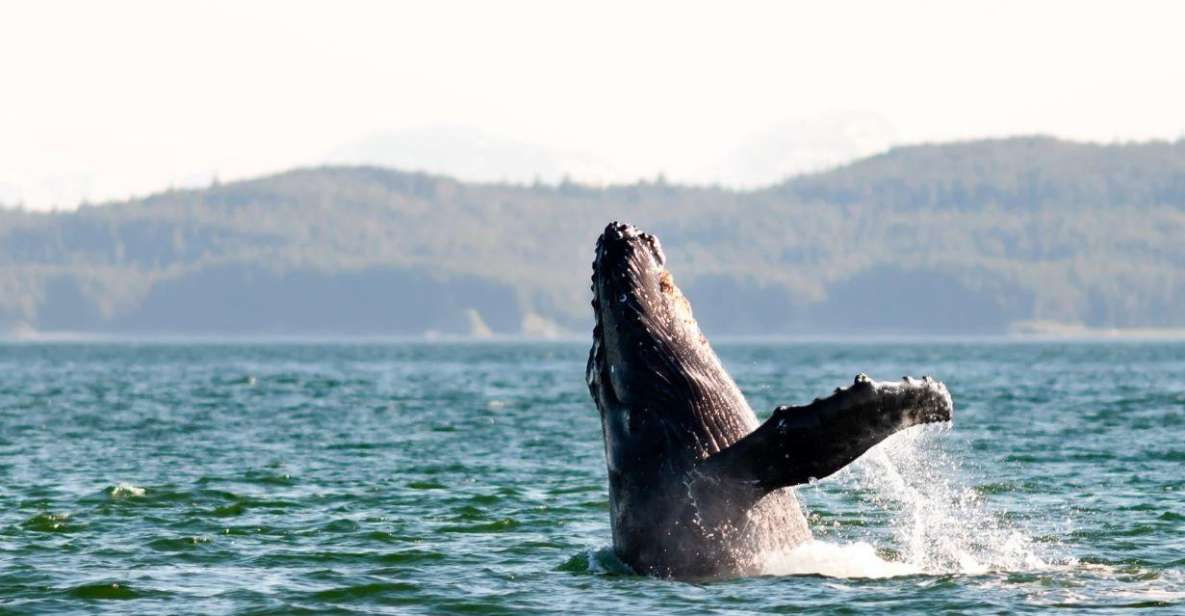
xmin=586 ymin=221 xmax=954 ymax=579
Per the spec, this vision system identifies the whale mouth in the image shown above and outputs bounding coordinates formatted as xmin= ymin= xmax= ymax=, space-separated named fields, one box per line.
xmin=587 ymin=222 xmax=674 ymax=406
xmin=588 ymin=219 xmax=728 ymax=409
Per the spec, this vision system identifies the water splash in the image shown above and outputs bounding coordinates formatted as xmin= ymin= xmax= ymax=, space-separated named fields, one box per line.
xmin=763 ymin=426 xmax=1063 ymax=578
xmin=856 ymin=427 xmax=1054 ymax=573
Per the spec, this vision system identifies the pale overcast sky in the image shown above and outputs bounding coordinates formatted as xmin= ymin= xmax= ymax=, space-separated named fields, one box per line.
xmin=3 ymin=0 xmax=1185 ymax=210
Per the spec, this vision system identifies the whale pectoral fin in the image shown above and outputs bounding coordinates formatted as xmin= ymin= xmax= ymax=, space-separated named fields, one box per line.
xmin=698 ymin=374 xmax=953 ymax=493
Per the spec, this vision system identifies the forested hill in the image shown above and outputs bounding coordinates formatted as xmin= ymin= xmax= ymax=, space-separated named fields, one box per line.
xmin=3 ymin=136 xmax=1185 ymax=338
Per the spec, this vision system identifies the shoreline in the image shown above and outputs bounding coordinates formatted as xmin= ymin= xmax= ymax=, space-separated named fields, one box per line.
xmin=5 ymin=327 xmax=1185 ymax=345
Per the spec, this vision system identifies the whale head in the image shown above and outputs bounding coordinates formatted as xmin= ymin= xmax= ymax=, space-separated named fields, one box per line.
xmin=587 ymin=222 xmax=753 ymax=465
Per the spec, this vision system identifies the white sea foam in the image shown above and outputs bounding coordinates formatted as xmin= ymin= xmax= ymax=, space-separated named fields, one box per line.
xmin=110 ymin=483 xmax=146 ymax=498
xmin=1019 ymin=566 xmax=1185 ymax=608
xmin=762 ymin=539 xmax=919 ymax=579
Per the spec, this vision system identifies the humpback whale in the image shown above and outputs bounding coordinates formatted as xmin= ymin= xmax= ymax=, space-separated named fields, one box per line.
xmin=586 ymin=222 xmax=953 ymax=579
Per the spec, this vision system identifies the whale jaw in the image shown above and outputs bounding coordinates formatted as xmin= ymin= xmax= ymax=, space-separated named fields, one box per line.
xmin=588 ymin=222 xmax=709 ymax=411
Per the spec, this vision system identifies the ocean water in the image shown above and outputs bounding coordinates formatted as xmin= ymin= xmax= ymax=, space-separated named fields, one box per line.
xmin=1 ymin=340 xmax=1183 ymax=614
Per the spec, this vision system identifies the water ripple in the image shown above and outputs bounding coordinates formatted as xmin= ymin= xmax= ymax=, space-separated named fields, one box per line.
xmin=0 ymin=340 xmax=1182 ymax=614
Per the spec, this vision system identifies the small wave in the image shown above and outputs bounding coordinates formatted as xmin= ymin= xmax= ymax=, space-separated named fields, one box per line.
xmin=322 ymin=518 xmax=361 ymax=533
xmin=108 ymin=483 xmax=146 ymax=498
xmin=22 ymin=512 xmax=78 ymax=533
xmin=558 ymin=547 xmax=636 ymax=576
xmin=407 ymin=479 xmax=446 ymax=490
xmin=66 ymin=582 xmax=139 ymax=600
xmin=311 ymin=581 xmax=418 ymax=601
xmin=147 ymin=536 xmax=213 ymax=552
xmin=437 ymin=517 xmax=519 ymax=533
xmin=241 ymin=470 xmax=294 ymax=486
xmin=211 ymin=502 xmax=247 ymax=517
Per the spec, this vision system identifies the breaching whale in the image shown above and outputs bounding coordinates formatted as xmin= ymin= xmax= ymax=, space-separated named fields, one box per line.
xmin=586 ymin=222 xmax=954 ymax=579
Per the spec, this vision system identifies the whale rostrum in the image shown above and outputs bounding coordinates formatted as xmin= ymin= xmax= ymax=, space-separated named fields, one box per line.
xmin=586 ymin=222 xmax=953 ymax=579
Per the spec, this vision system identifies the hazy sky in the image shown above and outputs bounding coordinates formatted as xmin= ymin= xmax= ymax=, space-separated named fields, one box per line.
xmin=4 ymin=0 xmax=1185 ymax=210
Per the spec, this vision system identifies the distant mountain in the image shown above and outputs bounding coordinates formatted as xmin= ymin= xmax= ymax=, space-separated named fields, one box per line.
xmin=327 ymin=125 xmax=622 ymax=186
xmin=3 ymin=136 xmax=1185 ymax=337
xmin=711 ymin=111 xmax=898 ymax=186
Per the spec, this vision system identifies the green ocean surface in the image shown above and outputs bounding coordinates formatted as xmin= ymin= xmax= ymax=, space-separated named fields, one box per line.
xmin=1 ymin=341 xmax=1182 ymax=614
